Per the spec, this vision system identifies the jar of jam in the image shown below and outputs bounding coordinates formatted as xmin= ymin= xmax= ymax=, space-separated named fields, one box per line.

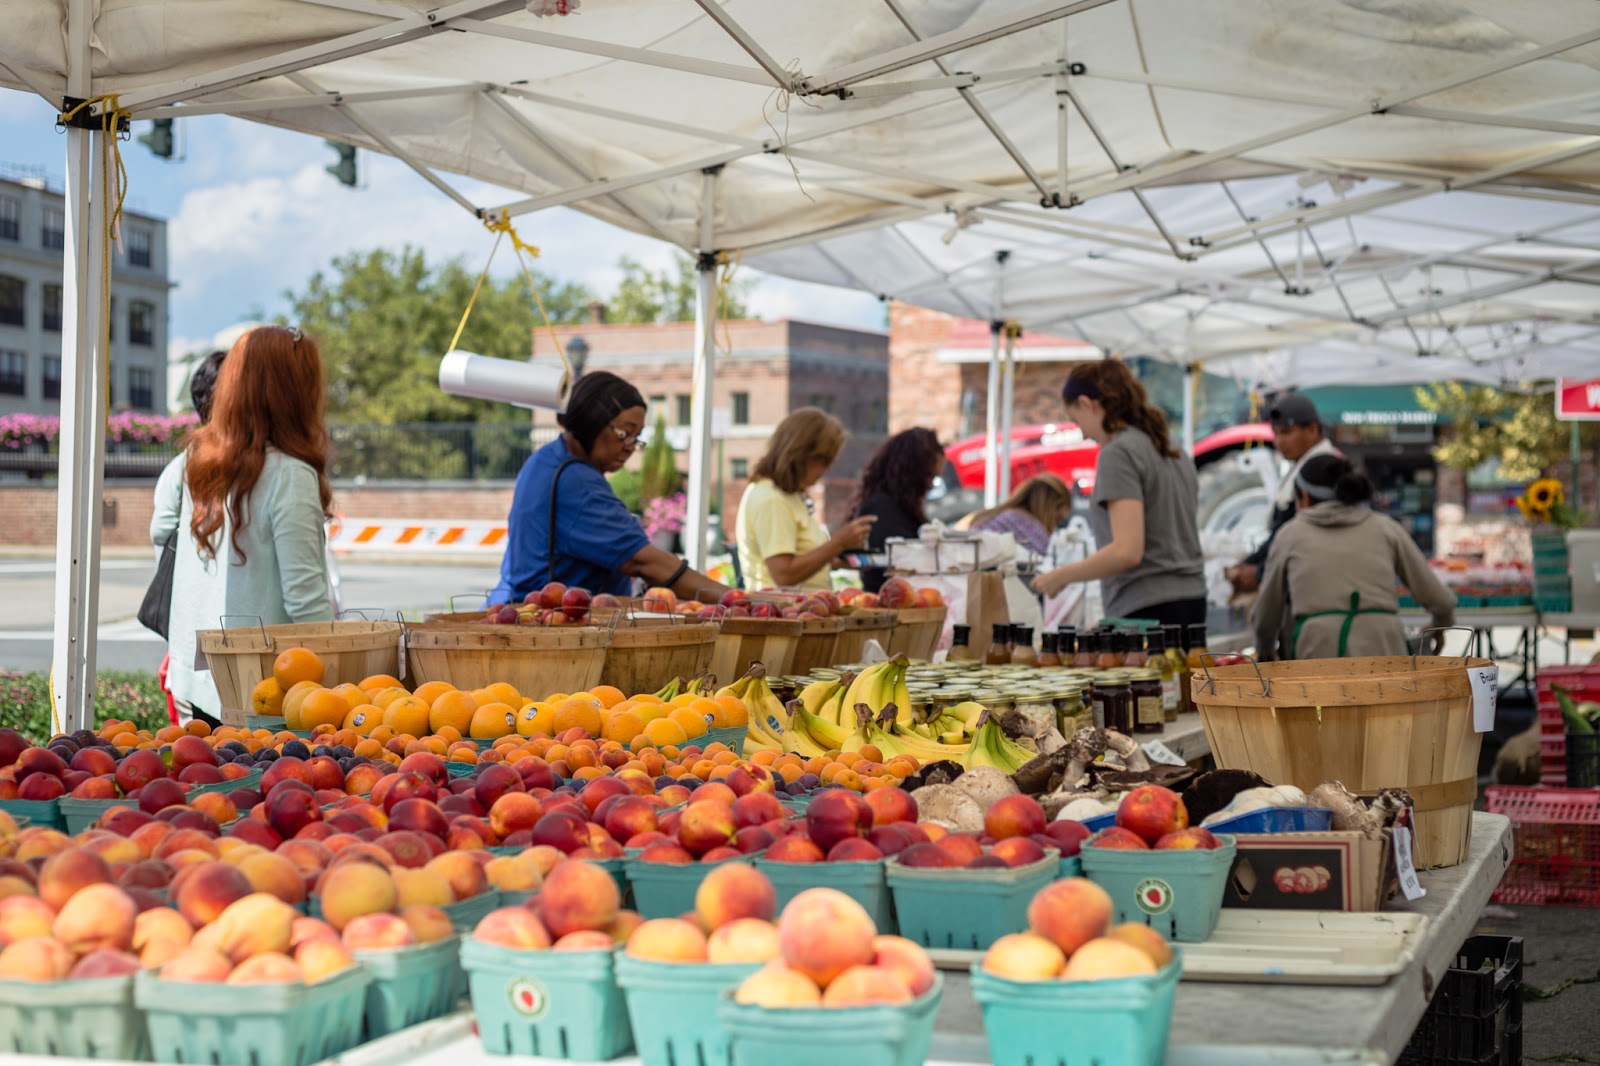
xmin=1010 ymin=626 xmax=1038 ymax=666
xmin=1131 ymin=669 xmax=1164 ymax=734
xmin=1092 ymin=679 xmax=1133 ymax=733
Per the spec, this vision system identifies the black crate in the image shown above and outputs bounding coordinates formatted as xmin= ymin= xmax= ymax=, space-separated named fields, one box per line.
xmin=1568 ymin=732 xmax=1600 ymax=789
xmin=1400 ymin=936 xmax=1523 ymax=1066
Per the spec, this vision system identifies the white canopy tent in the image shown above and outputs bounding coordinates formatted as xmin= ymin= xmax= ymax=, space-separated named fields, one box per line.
xmin=6 ymin=0 xmax=1600 ymax=728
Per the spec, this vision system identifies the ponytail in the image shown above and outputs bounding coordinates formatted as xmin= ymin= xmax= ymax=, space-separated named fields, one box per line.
xmin=1297 ymin=453 xmax=1372 ymax=506
xmin=1061 ymin=361 xmax=1179 ymax=458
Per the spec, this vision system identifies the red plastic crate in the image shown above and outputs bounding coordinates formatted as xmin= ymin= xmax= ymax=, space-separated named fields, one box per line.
xmin=1486 ymin=787 xmax=1600 ymax=906
xmin=1535 ymin=666 xmax=1600 ymax=784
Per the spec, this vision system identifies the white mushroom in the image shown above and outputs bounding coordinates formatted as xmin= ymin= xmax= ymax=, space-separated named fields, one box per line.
xmin=908 ymin=784 xmax=984 ymax=832
xmin=952 ymin=766 xmax=1020 ymax=812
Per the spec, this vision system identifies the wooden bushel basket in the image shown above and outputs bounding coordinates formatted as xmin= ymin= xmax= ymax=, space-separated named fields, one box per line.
xmin=789 ymin=617 xmax=847 ymax=675
xmin=1191 ymin=654 xmax=1489 ymax=869
xmin=833 ymin=609 xmax=898 ymax=664
xmin=403 ymin=622 xmax=611 ymax=696
xmin=711 ymin=618 xmax=803 ymax=682
xmin=197 ymin=619 xmax=404 ymax=728
xmin=599 ymin=613 xmax=720 ymax=697
xmin=887 ymin=606 xmax=949 ymax=661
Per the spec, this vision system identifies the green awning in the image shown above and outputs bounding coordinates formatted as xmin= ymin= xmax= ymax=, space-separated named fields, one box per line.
xmin=1298 ymin=385 xmax=1437 ymax=427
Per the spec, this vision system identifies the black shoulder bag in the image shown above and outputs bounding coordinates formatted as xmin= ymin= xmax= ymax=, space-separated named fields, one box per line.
xmin=137 ymin=532 xmax=178 ymax=639
xmin=545 ymin=458 xmax=583 ymax=585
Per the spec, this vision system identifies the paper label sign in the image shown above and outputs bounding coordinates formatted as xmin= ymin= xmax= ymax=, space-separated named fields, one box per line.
xmin=1394 ymin=822 xmax=1426 ymax=901
xmin=1467 ymin=665 xmax=1498 ymax=732
xmin=1142 ymin=740 xmax=1188 ymax=767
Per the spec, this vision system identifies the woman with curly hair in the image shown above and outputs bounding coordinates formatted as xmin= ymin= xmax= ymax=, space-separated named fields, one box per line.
xmin=850 ymin=427 xmax=945 ymax=592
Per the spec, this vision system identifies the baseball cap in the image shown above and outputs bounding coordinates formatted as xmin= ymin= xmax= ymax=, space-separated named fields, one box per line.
xmin=1267 ymin=393 xmax=1320 ymax=428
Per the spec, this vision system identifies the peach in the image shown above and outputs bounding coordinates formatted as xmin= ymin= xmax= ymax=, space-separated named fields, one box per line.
xmin=805 ymin=790 xmax=872 ymax=853
xmin=554 ymin=930 xmax=616 ymax=952
xmin=289 ymin=917 xmax=340 ymax=949
xmin=864 ymin=786 xmax=917 ymax=827
xmin=538 ymin=860 xmax=619 ymax=938
xmin=731 ymin=793 xmax=786 ymax=830
xmin=677 ymin=801 xmax=737 ymax=857
xmin=694 ymin=862 xmax=776 ymax=930
xmin=1026 ymin=878 xmax=1112 ymax=958
xmin=153 ymin=829 xmax=220 ymax=862
xmin=734 ymin=961 xmax=823 ymax=1007
xmin=821 ymin=964 xmax=912 ymax=1006
xmin=624 ymin=918 xmax=708 ymax=962
xmin=276 ymin=840 xmax=333 ymax=878
xmin=71 ymin=776 xmax=119 ymax=800
xmin=398 ymin=905 xmax=455 ymax=944
xmin=895 ymin=842 xmax=955 ymax=868
xmin=484 ymin=855 xmax=542 ymax=893
xmin=604 ymin=797 xmax=661 ymax=843
xmin=341 ymin=913 xmax=417 ymax=951
xmin=606 ymin=909 xmax=644 ymax=944
xmin=37 ymin=846 xmax=112 ymax=910
xmin=1042 ymin=820 xmax=1092 ymax=857
xmin=295 ymin=937 xmax=357 ymax=983
xmin=1061 ymin=937 xmax=1159 ymax=981
xmin=990 ymin=837 xmax=1048 ymax=868
xmin=0 ymin=895 xmax=58 ymax=945
xmin=777 ymin=888 xmax=877 ymax=988
xmin=393 ymin=867 xmax=455 ymax=908
xmin=69 ymin=948 xmax=142 ymax=978
xmin=0 ymin=876 xmax=35 ymax=900
xmin=317 ymin=862 xmax=398 ymax=931
xmin=1154 ymin=827 xmax=1222 ymax=850
xmin=210 ymin=893 xmax=297 ymax=962
xmin=266 ymin=789 xmax=324 ymax=840
xmin=0 ymin=936 xmax=74 ymax=981
xmin=521 ymin=846 xmax=565 ymax=878
xmin=872 ymin=935 xmax=936 ymax=996
xmin=706 ymin=918 xmax=781 ymax=964
xmin=826 ymin=838 xmax=884 ymax=863
xmin=529 ymin=808 xmax=590 ymax=853
xmin=763 ymin=835 xmax=825 ymax=864
xmin=1106 ymin=922 xmax=1174 ymax=968
xmin=638 ymin=842 xmax=695 ymax=864
xmin=53 ymin=882 xmax=137 ymax=953
xmin=426 ymin=851 xmax=488 ymax=902
xmin=486 ymin=793 xmax=542 ymax=841
xmin=1115 ymin=786 xmax=1187 ymax=846
xmin=174 ymin=861 xmax=253 ymax=928
xmin=159 ymin=945 xmax=234 ymax=982
xmin=344 ymin=763 xmax=384 ymax=796
xmin=236 ymin=851 xmax=306 ymax=904
xmin=985 ymin=795 xmax=1047 ymax=840
xmin=473 ymin=907 xmax=552 ymax=950
xmin=227 ymin=952 xmax=303 ymax=984
xmin=981 ymin=932 xmax=1068 ymax=980
xmin=934 ymin=833 xmax=984 ymax=866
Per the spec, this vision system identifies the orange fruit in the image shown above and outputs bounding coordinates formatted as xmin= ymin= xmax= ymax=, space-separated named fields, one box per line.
xmin=359 ymin=674 xmax=404 ymax=696
xmin=411 ymin=681 xmax=455 ymax=706
xmin=250 ymin=678 xmax=285 ymax=717
xmin=668 ymin=708 xmax=709 ymax=740
xmin=343 ymin=704 xmax=383 ymax=735
xmin=469 ymin=702 xmax=518 ymax=740
xmin=185 ymin=719 xmax=211 ymax=738
xmin=857 ymin=745 xmax=883 ymax=764
xmin=643 ymin=718 xmax=689 ymax=749
xmin=273 ymin=647 xmax=325 ymax=690
xmin=552 ymin=698 xmax=603 ymax=737
xmin=429 ymin=690 xmax=477 ymax=736
xmin=371 ymin=687 xmax=410 ymax=710
xmin=298 ymin=689 xmax=350 ymax=732
xmin=484 ymin=682 xmax=522 ymax=708
xmin=330 ymin=683 xmax=367 ymax=710
xmin=281 ymin=682 xmax=321 ymax=730
xmin=435 ymin=725 xmax=463 ymax=744
xmin=517 ymin=702 xmax=555 ymax=738
xmin=383 ymin=696 xmax=431 ymax=738
xmin=601 ymin=710 xmax=644 ymax=746
xmin=589 ymin=685 xmax=625 ymax=709
xmin=717 ymin=696 xmax=748 ymax=727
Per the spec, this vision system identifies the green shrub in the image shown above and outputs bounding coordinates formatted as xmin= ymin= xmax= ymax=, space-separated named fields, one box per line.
xmin=0 ymin=671 xmax=169 ymax=743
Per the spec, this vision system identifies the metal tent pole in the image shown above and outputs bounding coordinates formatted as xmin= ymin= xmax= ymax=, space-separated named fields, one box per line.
xmin=983 ymin=320 xmax=1002 ymax=509
xmin=684 ymin=167 xmax=721 ymax=575
xmin=1181 ymin=363 xmax=1198 ymax=456
xmin=52 ymin=0 xmax=110 ymax=734
xmin=999 ymin=323 xmax=1018 ymax=499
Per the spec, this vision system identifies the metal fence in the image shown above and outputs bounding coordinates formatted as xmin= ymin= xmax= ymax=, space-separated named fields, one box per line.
xmin=0 ymin=422 xmax=559 ymax=482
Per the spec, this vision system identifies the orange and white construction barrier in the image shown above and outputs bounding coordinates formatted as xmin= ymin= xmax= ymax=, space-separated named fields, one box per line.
xmin=327 ymin=517 xmax=508 ymax=555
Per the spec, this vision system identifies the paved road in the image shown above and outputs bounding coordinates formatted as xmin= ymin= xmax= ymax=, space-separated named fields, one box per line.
xmin=0 ymin=556 xmax=505 ymax=674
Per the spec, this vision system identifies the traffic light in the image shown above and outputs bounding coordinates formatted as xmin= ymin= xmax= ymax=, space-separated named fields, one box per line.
xmin=325 ymin=141 xmax=357 ymax=187
xmin=138 ymin=119 xmax=174 ymax=159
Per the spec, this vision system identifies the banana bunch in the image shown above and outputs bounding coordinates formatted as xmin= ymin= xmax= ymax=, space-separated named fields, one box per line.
xmin=684 ymin=672 xmax=719 ymax=698
xmin=784 ymin=700 xmax=853 ymax=758
xmin=716 ymin=663 xmax=791 ymax=755
xmin=835 ymin=656 xmax=913 ymax=727
xmin=796 ymin=675 xmax=848 ymax=722
xmin=653 ymin=677 xmax=684 ymax=702
xmin=961 ymin=711 xmax=1036 ymax=774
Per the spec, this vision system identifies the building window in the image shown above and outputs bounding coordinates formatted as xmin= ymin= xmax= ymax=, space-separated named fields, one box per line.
xmin=730 ymin=458 xmax=749 ymax=479
xmin=676 ymin=394 xmax=692 ymax=426
xmin=0 ymin=351 xmax=24 ymax=396
xmin=127 ymin=228 xmax=152 ymax=268
xmin=731 ymin=392 xmax=749 ymax=425
xmin=42 ymin=284 xmax=62 ymax=333
xmin=0 ymin=197 xmax=18 ymax=241
xmin=808 ymin=394 xmax=835 ymax=415
xmin=870 ymin=400 xmax=887 ymax=433
xmin=0 ymin=276 xmax=22 ymax=327
xmin=43 ymin=357 xmax=61 ymax=400
xmin=128 ymin=300 xmax=155 ymax=347
xmin=128 ymin=367 xmax=155 ymax=410
xmin=42 ymin=208 xmax=64 ymax=250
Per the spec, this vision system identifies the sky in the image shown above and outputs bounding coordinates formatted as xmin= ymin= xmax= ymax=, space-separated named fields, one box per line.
xmin=0 ymin=87 xmax=887 ymax=368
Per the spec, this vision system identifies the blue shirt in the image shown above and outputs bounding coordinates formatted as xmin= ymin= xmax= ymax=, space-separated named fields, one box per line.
xmin=489 ymin=437 xmax=649 ymax=604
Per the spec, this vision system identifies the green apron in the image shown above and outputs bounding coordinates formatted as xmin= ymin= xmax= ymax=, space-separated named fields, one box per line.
xmin=1292 ymin=591 xmax=1397 ymax=658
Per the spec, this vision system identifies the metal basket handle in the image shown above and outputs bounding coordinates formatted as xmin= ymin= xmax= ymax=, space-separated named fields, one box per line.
xmin=218 ymin=614 xmax=268 ymax=648
xmin=1414 ymin=626 xmax=1478 ymax=670
xmin=337 ymin=608 xmax=382 ymax=627
xmin=448 ymin=592 xmax=495 ymax=614
xmin=1196 ymin=651 xmax=1270 ymax=697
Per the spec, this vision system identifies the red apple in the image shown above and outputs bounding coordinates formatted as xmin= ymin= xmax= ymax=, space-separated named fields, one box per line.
xmin=1115 ymin=786 xmax=1188 ymax=846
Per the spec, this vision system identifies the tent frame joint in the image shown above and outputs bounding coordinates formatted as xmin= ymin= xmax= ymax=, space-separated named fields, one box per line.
xmin=58 ymin=96 xmax=128 ymax=132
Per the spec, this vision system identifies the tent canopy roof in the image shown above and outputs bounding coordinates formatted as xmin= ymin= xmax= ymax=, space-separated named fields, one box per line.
xmin=7 ymin=0 xmax=1600 ymax=385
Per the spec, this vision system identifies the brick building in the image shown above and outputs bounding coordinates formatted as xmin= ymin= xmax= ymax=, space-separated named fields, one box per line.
xmin=533 ymin=314 xmax=889 ymax=531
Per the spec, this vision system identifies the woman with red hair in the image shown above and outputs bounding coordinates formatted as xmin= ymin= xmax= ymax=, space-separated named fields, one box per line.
xmin=152 ymin=325 xmax=335 ymax=723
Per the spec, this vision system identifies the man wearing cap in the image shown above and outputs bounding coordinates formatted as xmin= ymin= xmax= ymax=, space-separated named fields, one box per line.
xmin=1226 ymin=393 xmax=1340 ymax=594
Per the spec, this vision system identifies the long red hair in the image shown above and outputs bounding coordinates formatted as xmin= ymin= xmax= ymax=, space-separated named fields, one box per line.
xmin=185 ymin=325 xmax=333 ymax=562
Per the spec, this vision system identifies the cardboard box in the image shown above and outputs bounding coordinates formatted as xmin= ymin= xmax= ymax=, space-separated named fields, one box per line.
xmin=1222 ymin=831 xmax=1393 ymax=912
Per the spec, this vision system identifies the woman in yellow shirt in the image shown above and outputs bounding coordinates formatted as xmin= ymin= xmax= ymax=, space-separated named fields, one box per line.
xmin=735 ymin=408 xmax=876 ymax=590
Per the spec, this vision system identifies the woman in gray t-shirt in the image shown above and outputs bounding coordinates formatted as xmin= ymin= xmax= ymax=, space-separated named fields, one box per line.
xmin=1031 ymin=361 xmax=1207 ymax=627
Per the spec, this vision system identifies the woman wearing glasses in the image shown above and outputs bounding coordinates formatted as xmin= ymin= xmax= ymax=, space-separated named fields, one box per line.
xmin=490 ymin=371 xmax=728 ymax=605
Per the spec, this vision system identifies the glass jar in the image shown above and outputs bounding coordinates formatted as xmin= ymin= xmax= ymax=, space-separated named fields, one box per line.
xmin=1036 ymin=631 xmax=1063 ymax=668
xmin=1091 ymin=679 xmax=1133 ymax=733
xmin=1184 ymin=624 xmax=1210 ymax=714
xmin=1147 ymin=628 xmax=1180 ymax=722
xmin=1054 ymin=684 xmax=1088 ymax=738
xmin=1056 ymin=627 xmax=1078 ymax=663
xmin=1130 ymin=669 xmax=1164 ymax=734
xmin=985 ymin=624 xmax=1012 ymax=665
xmin=1121 ymin=629 xmax=1148 ymax=668
xmin=1010 ymin=626 xmax=1038 ymax=666
xmin=947 ymin=624 xmax=975 ymax=661
xmin=1097 ymin=631 xmax=1125 ymax=669
xmin=1013 ymin=690 xmax=1057 ymax=737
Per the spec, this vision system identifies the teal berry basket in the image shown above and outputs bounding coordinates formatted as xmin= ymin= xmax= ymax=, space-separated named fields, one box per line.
xmin=718 ymin=974 xmax=944 ymax=1066
xmin=1080 ymin=836 xmax=1236 ymax=942
xmin=615 ymin=955 xmax=760 ymax=1066
xmin=354 ymin=937 xmax=464 ymax=1039
xmin=970 ymin=953 xmax=1182 ymax=1066
xmin=0 ymin=974 xmax=148 ymax=1060
xmin=0 ymin=798 xmax=64 ymax=831
xmin=463 ymin=939 xmax=633 ymax=1060
xmin=885 ymin=851 xmax=1058 ymax=950
xmin=754 ymin=857 xmax=894 ymax=933
xmin=625 ymin=851 xmax=756 ymax=920
xmin=59 ymin=797 xmax=135 ymax=834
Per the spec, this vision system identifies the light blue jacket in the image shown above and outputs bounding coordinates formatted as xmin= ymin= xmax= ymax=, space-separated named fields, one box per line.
xmin=152 ymin=449 xmax=334 ymax=716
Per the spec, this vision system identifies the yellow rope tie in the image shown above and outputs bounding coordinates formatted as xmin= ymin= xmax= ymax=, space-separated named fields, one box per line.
xmin=447 ymin=215 xmax=573 ymax=385
xmin=714 ymin=249 xmax=740 ymax=358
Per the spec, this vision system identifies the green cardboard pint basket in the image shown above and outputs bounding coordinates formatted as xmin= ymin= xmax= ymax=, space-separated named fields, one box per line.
xmin=1080 ymin=835 xmax=1236 ymax=942
xmin=443 ymin=890 xmax=501 ymax=933
xmin=615 ymin=954 xmax=760 ymax=1066
xmin=625 ymin=851 xmax=756 ymax=919
xmin=355 ymin=937 xmax=464 ymax=1039
xmin=970 ymin=953 xmax=1182 ymax=1066
xmin=136 ymin=964 xmax=369 ymax=1066
xmin=702 ymin=725 xmax=749 ymax=751
xmin=461 ymin=938 xmax=633 ymax=1060
xmin=59 ymin=797 xmax=135 ymax=834
xmin=0 ymin=798 xmax=64 ymax=831
xmin=0 ymin=974 xmax=148 ymax=1059
xmin=755 ymin=856 xmax=894 ymax=933
xmin=719 ymin=974 xmax=944 ymax=1066
xmin=885 ymin=851 xmax=1058 ymax=950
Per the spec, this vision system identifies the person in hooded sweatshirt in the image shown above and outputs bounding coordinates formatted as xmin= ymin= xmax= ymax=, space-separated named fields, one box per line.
xmin=1252 ymin=453 xmax=1455 ymax=660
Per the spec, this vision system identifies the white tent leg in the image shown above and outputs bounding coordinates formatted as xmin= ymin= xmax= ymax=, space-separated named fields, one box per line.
xmin=52 ymin=0 xmax=109 ymax=735
xmin=983 ymin=321 xmax=1002 ymax=509
xmin=1181 ymin=363 xmax=1197 ymax=456
xmin=998 ymin=325 xmax=1017 ymax=499
xmin=684 ymin=168 xmax=720 ymax=578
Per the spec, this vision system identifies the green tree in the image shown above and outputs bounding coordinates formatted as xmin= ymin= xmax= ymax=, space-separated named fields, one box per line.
xmin=638 ymin=411 xmax=680 ymax=502
xmin=1417 ymin=382 xmax=1599 ymax=483
xmin=607 ymin=253 xmax=753 ymax=324
xmin=283 ymin=246 xmax=593 ymax=424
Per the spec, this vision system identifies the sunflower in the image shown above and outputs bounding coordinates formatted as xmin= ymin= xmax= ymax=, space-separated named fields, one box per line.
xmin=1515 ymin=495 xmax=1547 ymax=522
xmin=1529 ymin=478 xmax=1565 ymax=510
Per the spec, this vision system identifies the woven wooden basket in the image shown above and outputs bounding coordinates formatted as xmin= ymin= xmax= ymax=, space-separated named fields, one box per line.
xmin=599 ymin=615 xmax=720 ymax=697
xmin=887 ymin=606 xmax=949 ymax=661
xmin=402 ymin=622 xmax=611 ymax=697
xmin=1192 ymin=654 xmax=1489 ymax=868
xmin=197 ymin=620 xmax=404 ymax=728
xmin=789 ymin=617 xmax=847 ymax=675
xmin=711 ymin=618 xmax=803 ymax=682
xmin=833 ymin=609 xmax=898 ymax=664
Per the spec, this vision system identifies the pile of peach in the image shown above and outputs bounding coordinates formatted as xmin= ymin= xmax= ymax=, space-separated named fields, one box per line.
xmin=0 ymin=722 xmax=256 ymax=804
xmin=981 ymin=879 xmax=1173 ymax=982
